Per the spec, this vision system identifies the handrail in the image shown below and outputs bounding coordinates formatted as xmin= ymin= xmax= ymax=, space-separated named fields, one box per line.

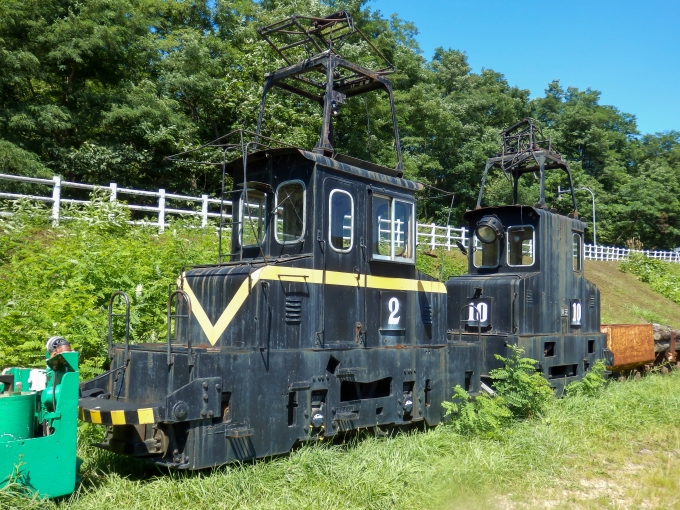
xmin=458 ymin=304 xmax=482 ymax=344
xmin=108 ymin=291 xmax=131 ymax=363
xmin=167 ymin=290 xmax=192 ymax=366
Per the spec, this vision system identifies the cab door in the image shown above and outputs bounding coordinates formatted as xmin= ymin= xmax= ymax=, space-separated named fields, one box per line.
xmin=323 ymin=178 xmax=363 ymax=346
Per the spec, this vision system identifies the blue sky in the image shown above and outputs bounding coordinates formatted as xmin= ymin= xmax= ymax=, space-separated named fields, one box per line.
xmin=369 ymin=0 xmax=679 ymax=135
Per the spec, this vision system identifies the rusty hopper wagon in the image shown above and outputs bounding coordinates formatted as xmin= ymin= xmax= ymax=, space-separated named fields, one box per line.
xmin=77 ymin=11 xmax=480 ymax=469
xmin=445 ymin=119 xmax=614 ymax=395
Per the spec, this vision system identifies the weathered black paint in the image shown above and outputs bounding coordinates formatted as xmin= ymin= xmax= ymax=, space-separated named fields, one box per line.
xmin=445 ymin=206 xmax=609 ymax=394
xmin=80 ymin=149 xmax=481 ymax=469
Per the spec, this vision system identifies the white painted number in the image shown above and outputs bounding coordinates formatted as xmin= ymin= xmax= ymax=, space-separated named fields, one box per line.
xmin=468 ymin=302 xmax=488 ymax=323
xmin=388 ymin=297 xmax=401 ymax=325
xmin=572 ymin=302 xmax=582 ymax=323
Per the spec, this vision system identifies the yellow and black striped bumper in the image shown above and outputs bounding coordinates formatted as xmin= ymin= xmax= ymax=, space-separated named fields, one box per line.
xmin=79 ymin=397 xmax=161 ymax=425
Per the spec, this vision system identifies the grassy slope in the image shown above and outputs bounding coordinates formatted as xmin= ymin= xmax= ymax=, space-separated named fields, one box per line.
xmin=585 ymin=261 xmax=680 ymax=329
xmin=4 ymin=372 xmax=680 ymax=510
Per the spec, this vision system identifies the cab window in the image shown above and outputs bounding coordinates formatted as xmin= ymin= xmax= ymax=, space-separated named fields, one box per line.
xmin=573 ymin=232 xmax=583 ymax=271
xmin=275 ymin=180 xmax=305 ymax=244
xmin=329 ymin=189 xmax=353 ymax=252
xmin=507 ymin=226 xmax=535 ymax=266
xmin=473 ymin=236 xmax=500 ymax=268
xmin=240 ymin=189 xmax=267 ymax=247
xmin=372 ymin=194 xmax=415 ymax=262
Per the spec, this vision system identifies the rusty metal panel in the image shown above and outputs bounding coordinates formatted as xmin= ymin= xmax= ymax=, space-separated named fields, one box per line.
xmin=601 ymin=324 xmax=654 ymax=370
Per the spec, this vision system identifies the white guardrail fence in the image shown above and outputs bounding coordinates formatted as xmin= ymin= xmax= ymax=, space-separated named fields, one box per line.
xmin=1 ymin=172 xmax=679 ymax=263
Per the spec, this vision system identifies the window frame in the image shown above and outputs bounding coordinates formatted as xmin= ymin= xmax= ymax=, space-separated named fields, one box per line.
xmin=572 ymin=231 xmax=583 ymax=272
xmin=506 ymin=225 xmax=536 ymax=268
xmin=371 ymin=193 xmax=416 ymax=264
xmin=472 ymin=235 xmax=501 ymax=269
xmin=239 ymin=189 xmax=268 ymax=248
xmin=274 ymin=179 xmax=306 ymax=245
xmin=328 ymin=188 xmax=354 ymax=253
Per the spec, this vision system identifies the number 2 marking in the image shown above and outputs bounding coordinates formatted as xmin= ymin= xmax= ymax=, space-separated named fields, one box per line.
xmin=388 ymin=297 xmax=401 ymax=325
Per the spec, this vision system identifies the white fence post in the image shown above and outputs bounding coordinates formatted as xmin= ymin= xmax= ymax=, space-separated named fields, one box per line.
xmin=158 ymin=189 xmax=166 ymax=233
xmin=201 ymin=195 xmax=209 ymax=228
xmin=446 ymin=225 xmax=451 ymax=251
xmin=51 ymin=176 xmax=61 ymax=226
xmin=430 ymin=223 xmax=436 ymax=250
xmin=109 ymin=183 xmax=117 ymax=201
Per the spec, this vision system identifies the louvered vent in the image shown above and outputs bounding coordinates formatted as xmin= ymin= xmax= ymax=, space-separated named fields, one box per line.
xmin=589 ymin=295 xmax=596 ymax=308
xmin=421 ymin=305 xmax=433 ymax=325
xmin=526 ymin=290 xmax=533 ymax=304
xmin=285 ymin=297 xmax=302 ymax=324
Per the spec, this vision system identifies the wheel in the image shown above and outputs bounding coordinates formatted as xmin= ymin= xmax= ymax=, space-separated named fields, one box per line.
xmin=661 ymin=366 xmax=669 ymax=375
xmin=634 ymin=370 xmax=642 ymax=380
xmin=618 ymin=376 xmax=626 ymax=383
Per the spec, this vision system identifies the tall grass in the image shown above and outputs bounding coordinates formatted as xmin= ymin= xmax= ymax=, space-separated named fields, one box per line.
xmin=4 ymin=372 xmax=679 ymax=509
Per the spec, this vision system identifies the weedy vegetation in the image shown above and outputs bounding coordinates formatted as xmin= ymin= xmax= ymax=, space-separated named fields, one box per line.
xmin=620 ymin=252 xmax=680 ymax=306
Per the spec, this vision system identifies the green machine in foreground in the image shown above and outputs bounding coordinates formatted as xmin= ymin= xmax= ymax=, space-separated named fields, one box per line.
xmin=0 ymin=337 xmax=80 ymax=498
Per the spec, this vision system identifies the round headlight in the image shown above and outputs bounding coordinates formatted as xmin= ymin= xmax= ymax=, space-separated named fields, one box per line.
xmin=475 ymin=215 xmax=504 ymax=244
xmin=476 ymin=225 xmax=497 ymax=243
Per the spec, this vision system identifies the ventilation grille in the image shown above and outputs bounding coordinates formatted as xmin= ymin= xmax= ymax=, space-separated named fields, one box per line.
xmin=589 ymin=295 xmax=596 ymax=308
xmin=526 ymin=290 xmax=533 ymax=304
xmin=285 ymin=297 xmax=302 ymax=324
xmin=421 ymin=305 xmax=433 ymax=325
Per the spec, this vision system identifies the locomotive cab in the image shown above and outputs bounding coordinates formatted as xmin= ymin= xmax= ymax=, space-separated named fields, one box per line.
xmin=445 ymin=119 xmax=611 ymax=394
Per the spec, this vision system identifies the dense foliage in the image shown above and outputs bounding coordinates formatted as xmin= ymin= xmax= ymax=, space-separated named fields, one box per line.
xmin=620 ymin=252 xmax=680 ymax=306
xmin=0 ymin=197 xmax=218 ymax=370
xmin=442 ymin=346 xmax=553 ymax=435
xmin=0 ymin=0 xmax=678 ymax=248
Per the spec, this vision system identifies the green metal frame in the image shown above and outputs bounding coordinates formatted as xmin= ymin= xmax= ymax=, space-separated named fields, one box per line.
xmin=0 ymin=351 xmax=80 ymax=498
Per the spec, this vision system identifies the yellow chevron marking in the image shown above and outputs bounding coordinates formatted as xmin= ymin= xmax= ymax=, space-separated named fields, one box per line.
xmin=89 ymin=410 xmax=102 ymax=424
xmin=137 ymin=408 xmax=155 ymax=424
xmin=182 ymin=267 xmax=446 ymax=346
xmin=111 ymin=410 xmax=126 ymax=425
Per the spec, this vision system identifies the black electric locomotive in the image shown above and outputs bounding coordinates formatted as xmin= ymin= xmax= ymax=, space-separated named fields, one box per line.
xmin=78 ymin=12 xmax=480 ymax=469
xmin=77 ymin=12 xmax=609 ymax=469
xmin=445 ymin=119 xmax=613 ymax=394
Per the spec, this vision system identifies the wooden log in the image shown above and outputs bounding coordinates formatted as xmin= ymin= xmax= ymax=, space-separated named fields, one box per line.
xmin=652 ymin=324 xmax=680 ymax=345
xmin=653 ymin=323 xmax=672 ymax=342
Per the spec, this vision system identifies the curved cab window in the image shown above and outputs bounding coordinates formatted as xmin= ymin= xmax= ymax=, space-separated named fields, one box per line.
xmin=472 ymin=236 xmax=500 ymax=268
xmin=329 ymin=189 xmax=353 ymax=252
xmin=573 ymin=232 xmax=583 ymax=271
xmin=240 ymin=189 xmax=267 ymax=247
xmin=275 ymin=180 xmax=305 ymax=244
xmin=507 ymin=226 xmax=535 ymax=267
xmin=372 ymin=194 xmax=415 ymax=262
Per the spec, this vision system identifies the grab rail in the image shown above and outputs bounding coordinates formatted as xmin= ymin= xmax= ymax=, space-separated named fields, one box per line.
xmin=167 ymin=290 xmax=192 ymax=366
xmin=108 ymin=291 xmax=131 ymax=363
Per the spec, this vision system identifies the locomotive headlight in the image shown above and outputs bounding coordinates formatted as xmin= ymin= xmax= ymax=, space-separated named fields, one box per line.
xmin=475 ymin=215 xmax=504 ymax=244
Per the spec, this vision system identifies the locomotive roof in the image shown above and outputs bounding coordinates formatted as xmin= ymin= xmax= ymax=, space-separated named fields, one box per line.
xmin=226 ymin=147 xmax=423 ymax=192
xmin=464 ymin=204 xmax=585 ymax=227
